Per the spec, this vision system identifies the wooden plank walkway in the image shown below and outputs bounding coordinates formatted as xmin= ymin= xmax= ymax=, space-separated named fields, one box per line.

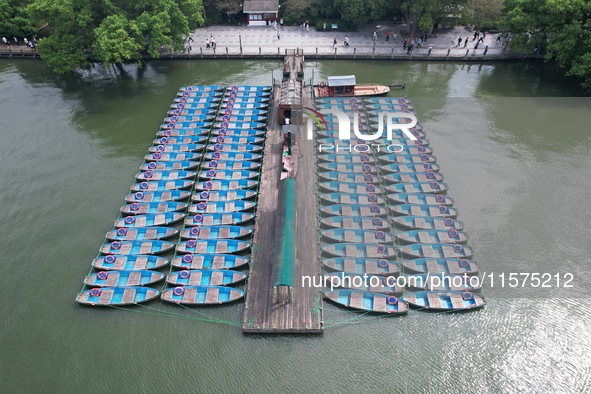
xmin=242 ymin=86 xmax=323 ymax=334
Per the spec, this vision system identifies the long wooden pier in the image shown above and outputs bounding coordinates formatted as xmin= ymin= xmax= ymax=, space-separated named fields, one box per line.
xmin=242 ymin=51 xmax=323 ymax=334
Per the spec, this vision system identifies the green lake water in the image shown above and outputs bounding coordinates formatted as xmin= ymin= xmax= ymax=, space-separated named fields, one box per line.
xmin=1 ymin=58 xmax=590 ymax=393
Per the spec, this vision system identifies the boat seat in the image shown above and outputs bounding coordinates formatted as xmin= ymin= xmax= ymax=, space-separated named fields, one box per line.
xmin=120 ymin=244 xmax=133 ymax=254
xmin=442 ymin=245 xmax=455 ymax=258
xmin=366 ymin=245 xmax=379 ymax=258
xmin=121 ymin=289 xmax=136 ymax=304
xmin=145 ymin=229 xmax=157 ymax=239
xmin=422 ymin=245 xmax=436 ymax=258
xmin=216 ymin=241 xmax=228 ymax=253
xmin=195 ymin=242 xmax=208 ymax=253
xmin=127 ymin=272 xmax=141 ymax=286
xmin=153 ymin=214 xmax=166 ymax=226
xmin=427 ymin=293 xmax=442 ymax=309
xmin=212 ymin=255 xmax=226 ymax=269
xmin=362 ymin=218 xmax=373 ymax=229
xmin=188 ymin=271 xmax=202 ymax=285
xmin=98 ymin=289 xmax=114 ymax=305
xmin=210 ymin=271 xmax=224 ymax=286
xmin=365 ymin=260 xmax=378 ymax=274
xmin=434 ymin=220 xmax=446 ymax=230
xmin=447 ymin=261 xmax=461 ymax=275
xmin=225 ymin=202 xmax=235 ymax=212
xmin=105 ymin=274 xmax=119 ymax=287
xmin=345 ymin=245 xmax=357 ymax=257
xmin=426 ymin=259 xmax=441 ymax=274
xmin=415 ymin=218 xmax=428 ymax=229
xmin=218 ymin=228 xmax=231 ymax=239
xmin=341 ymin=206 xmax=353 ymax=216
xmin=349 ymin=292 xmax=364 ymax=309
xmin=450 ymin=294 xmax=466 ymax=309
xmin=359 ymin=206 xmax=372 ymax=217
xmin=139 ymin=242 xmax=152 ymax=254
xmin=205 ymin=287 xmax=220 ymax=304
xmin=363 ymin=232 xmax=374 ymax=244
xmin=343 ymin=218 xmax=354 ymax=229
xmin=183 ymin=288 xmax=197 ymax=303
xmin=418 ymin=232 xmax=432 ymax=243
xmin=343 ymin=259 xmax=356 ymax=273
xmin=199 ymin=228 xmax=211 ymax=238
xmin=374 ymin=295 xmax=387 ymax=312
xmin=344 ymin=231 xmax=356 ymax=243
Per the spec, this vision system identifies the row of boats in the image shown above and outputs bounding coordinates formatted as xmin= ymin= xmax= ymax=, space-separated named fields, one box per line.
xmin=316 ymin=97 xmax=486 ymax=314
xmin=76 ymin=85 xmax=272 ymax=306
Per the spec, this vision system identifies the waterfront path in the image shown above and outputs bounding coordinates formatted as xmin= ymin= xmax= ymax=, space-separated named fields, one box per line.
xmin=0 ymin=22 xmax=540 ymax=61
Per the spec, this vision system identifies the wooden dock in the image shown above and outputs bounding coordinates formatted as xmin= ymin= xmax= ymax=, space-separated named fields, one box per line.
xmin=242 ymin=75 xmax=323 ymax=334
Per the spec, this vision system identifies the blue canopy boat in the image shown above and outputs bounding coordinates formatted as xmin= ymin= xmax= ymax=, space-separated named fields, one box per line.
xmin=396 ymin=229 xmax=469 ymax=244
xmin=319 ymin=181 xmax=383 ymax=194
xmin=227 ymin=90 xmax=271 ymax=97
xmin=400 ymin=258 xmax=479 ymax=276
xmin=325 ymin=272 xmax=403 ymax=295
xmin=317 ymin=153 xmax=377 ymax=164
xmin=394 ymin=216 xmax=463 ymax=231
xmin=208 ymin=135 xmax=265 ymax=145
xmin=184 ymin=212 xmax=255 ymax=226
xmin=322 ymin=229 xmax=393 ymax=244
xmin=167 ymin=109 xmax=218 ymax=116
xmin=206 ymin=143 xmax=263 ymax=153
xmin=180 ymin=225 xmax=253 ymax=240
xmin=195 ymin=179 xmax=258 ymax=191
xmin=390 ymin=204 xmax=459 ymax=218
xmin=120 ymin=201 xmax=187 ymax=215
xmin=163 ymin=115 xmax=215 ymax=123
xmin=77 ymin=286 xmax=160 ymax=306
xmin=114 ymin=212 xmax=185 ymax=228
xmin=387 ymin=193 xmax=453 ymax=206
xmin=172 ymin=253 xmax=249 ymax=270
xmin=188 ymin=200 xmax=256 ymax=213
xmin=167 ymin=269 xmax=247 ymax=286
xmin=148 ymin=144 xmax=204 ymax=153
xmin=100 ymin=240 xmax=175 ymax=255
xmin=403 ymin=273 xmax=481 ymax=293
xmin=153 ymin=135 xmax=208 ymax=145
xmin=385 ymin=182 xmax=448 ymax=194
xmin=222 ymin=97 xmax=269 ymax=104
xmin=403 ymin=291 xmax=485 ymax=311
xmin=213 ymin=108 xmax=267 ymax=116
xmin=383 ymin=172 xmax=444 ymax=184
xmin=177 ymin=239 xmax=251 ymax=254
xmin=399 ymin=243 xmax=474 ymax=259
xmin=378 ymin=153 xmax=437 ymax=164
xmin=318 ymin=162 xmax=378 ymax=174
xmin=318 ymin=172 xmax=380 ymax=184
xmin=135 ymin=170 xmax=196 ymax=181
xmin=125 ymin=190 xmax=190 ymax=203
xmin=203 ymin=151 xmax=262 ymax=162
xmin=192 ymin=189 xmax=257 ymax=202
xmin=131 ymin=180 xmax=194 ymax=192
xmin=156 ymin=128 xmax=210 ymax=137
xmin=322 ymin=257 xmax=399 ymax=276
xmin=144 ymin=152 xmax=201 ymax=162
xmin=161 ymin=285 xmax=245 ymax=305
xmin=220 ymin=102 xmax=269 ymax=110
xmin=323 ymin=289 xmax=408 ymax=315
xmin=106 ymin=226 xmax=179 ymax=241
xmin=139 ymin=161 xmax=199 ymax=171
xmin=320 ymin=216 xmax=389 ymax=230
xmin=197 ymin=170 xmax=260 ymax=181
xmin=321 ymin=243 xmax=396 ymax=259
xmin=320 ymin=204 xmax=388 ymax=217
xmin=173 ymin=97 xmax=220 ymax=104
xmin=161 ymin=121 xmax=213 ymax=130
xmin=85 ymin=270 xmax=166 ymax=287
xmin=201 ymin=160 xmax=260 ymax=171
xmin=220 ymin=115 xmax=268 ymax=123
xmin=319 ymin=192 xmax=385 ymax=206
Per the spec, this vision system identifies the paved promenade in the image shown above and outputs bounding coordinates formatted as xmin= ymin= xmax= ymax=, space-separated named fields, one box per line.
xmin=1 ymin=22 xmax=540 ymax=61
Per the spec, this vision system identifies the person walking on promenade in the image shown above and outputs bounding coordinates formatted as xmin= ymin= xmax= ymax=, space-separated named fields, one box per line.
xmin=464 ymin=37 xmax=468 ymax=47
xmin=403 ymin=38 xmax=408 ymax=49
xmin=188 ymin=34 xmax=194 ymax=42
xmin=424 ymin=32 xmax=428 ymax=42
xmin=2 ymin=37 xmax=9 ymax=46
xmin=13 ymin=36 xmax=18 ymax=45
xmin=344 ymin=35 xmax=349 ymax=47
xmin=456 ymin=37 xmax=462 ymax=47
xmin=417 ymin=38 xmax=422 ymax=48
xmin=373 ymin=30 xmax=377 ymax=41
xmin=211 ymin=36 xmax=216 ymax=50
xmin=386 ymin=32 xmax=391 ymax=42
xmin=277 ymin=30 xmax=280 ymax=40
xmin=333 ymin=38 xmax=337 ymax=48
xmin=206 ymin=38 xmax=210 ymax=48
xmin=496 ymin=35 xmax=501 ymax=44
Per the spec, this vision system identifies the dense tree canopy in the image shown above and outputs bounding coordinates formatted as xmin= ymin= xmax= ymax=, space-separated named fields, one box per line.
xmin=0 ymin=0 xmax=36 ymax=38
xmin=501 ymin=0 xmax=591 ymax=88
xmin=26 ymin=0 xmax=203 ymax=73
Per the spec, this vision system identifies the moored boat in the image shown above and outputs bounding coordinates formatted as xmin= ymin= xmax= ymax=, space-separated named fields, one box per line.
xmin=396 ymin=229 xmax=468 ymax=244
xmin=120 ymin=201 xmax=187 ymax=215
xmin=114 ymin=212 xmax=185 ymax=228
xmin=172 ymin=253 xmax=249 ymax=270
xmin=177 ymin=239 xmax=251 ymax=254
xmin=378 ymin=153 xmax=437 ymax=164
xmin=135 ymin=170 xmax=196 ymax=181
xmin=403 ymin=274 xmax=481 ymax=292
xmin=76 ymin=286 xmax=160 ymax=306
xmin=319 ymin=192 xmax=385 ymax=206
xmin=202 ymin=151 xmax=262 ymax=162
xmin=398 ymin=243 xmax=474 ymax=259
xmin=322 ymin=257 xmax=399 ymax=276
xmin=125 ymin=190 xmax=190 ymax=203
xmin=320 ymin=216 xmax=389 ymax=230
xmin=197 ymin=170 xmax=260 ymax=181
xmin=147 ymin=144 xmax=204 ymax=153
xmin=144 ymin=152 xmax=201 ymax=162
xmin=92 ymin=255 xmax=169 ymax=271
xmin=319 ymin=181 xmax=383 ymax=194
xmin=205 ymin=143 xmax=263 ymax=153
xmin=156 ymin=128 xmax=210 ymax=137
xmin=323 ymin=289 xmax=407 ymax=315
xmin=161 ymin=285 xmax=244 ymax=305
xmin=318 ymin=162 xmax=378 ymax=174
xmin=325 ymin=272 xmax=403 ymax=295
xmin=160 ymin=121 xmax=213 ymax=129
xmin=320 ymin=204 xmax=388 ymax=217
xmin=385 ymin=181 xmax=448 ymax=194
xmin=139 ymin=161 xmax=199 ymax=171
xmin=106 ymin=226 xmax=179 ymax=241
xmin=400 ymin=258 xmax=479 ymax=276
xmin=387 ymin=193 xmax=453 ymax=206
xmin=314 ymin=76 xmax=390 ymax=98
xmin=153 ymin=136 xmax=208 ymax=145
xmin=317 ymin=153 xmax=377 ymax=164
xmin=382 ymin=172 xmax=444 ymax=184
xmin=393 ymin=216 xmax=463 ymax=231
xmin=321 ymin=228 xmax=393 ymax=244
xmin=180 ymin=225 xmax=253 ymax=240
xmin=192 ymin=189 xmax=257 ymax=202
xmin=194 ymin=179 xmax=258 ymax=191
xmin=167 ymin=269 xmax=247 ymax=286
xmin=321 ymin=243 xmax=396 ymax=259
xmin=100 ymin=240 xmax=175 ymax=255
xmin=390 ymin=204 xmax=459 ymax=218
xmin=318 ymin=172 xmax=379 ymax=184
xmin=208 ymin=135 xmax=265 ymax=145
xmin=85 ymin=270 xmax=166 ymax=287
xmin=201 ymin=160 xmax=260 ymax=171
xmin=403 ymin=291 xmax=485 ymax=311
xmin=184 ymin=212 xmax=255 ymax=226
xmin=379 ymin=163 xmax=440 ymax=173
xmin=188 ymin=200 xmax=256 ymax=213
xmin=211 ymin=128 xmax=266 ymax=137
xmin=131 ymin=180 xmax=194 ymax=192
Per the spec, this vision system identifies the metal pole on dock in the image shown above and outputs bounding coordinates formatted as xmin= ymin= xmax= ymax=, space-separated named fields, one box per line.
xmin=239 ymin=34 xmax=243 ymax=54
xmin=447 ymin=49 xmax=450 ymax=61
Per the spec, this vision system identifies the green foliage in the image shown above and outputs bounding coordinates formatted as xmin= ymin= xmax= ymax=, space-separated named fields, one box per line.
xmin=501 ymin=0 xmax=591 ymax=88
xmin=27 ymin=0 xmax=203 ymax=74
xmin=202 ymin=0 xmax=241 ymax=24
xmin=0 ymin=0 xmax=36 ymax=38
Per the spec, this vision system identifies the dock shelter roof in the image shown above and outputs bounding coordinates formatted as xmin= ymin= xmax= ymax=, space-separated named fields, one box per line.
xmin=327 ymin=75 xmax=356 ymax=87
xmin=243 ymin=0 xmax=279 ymax=13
